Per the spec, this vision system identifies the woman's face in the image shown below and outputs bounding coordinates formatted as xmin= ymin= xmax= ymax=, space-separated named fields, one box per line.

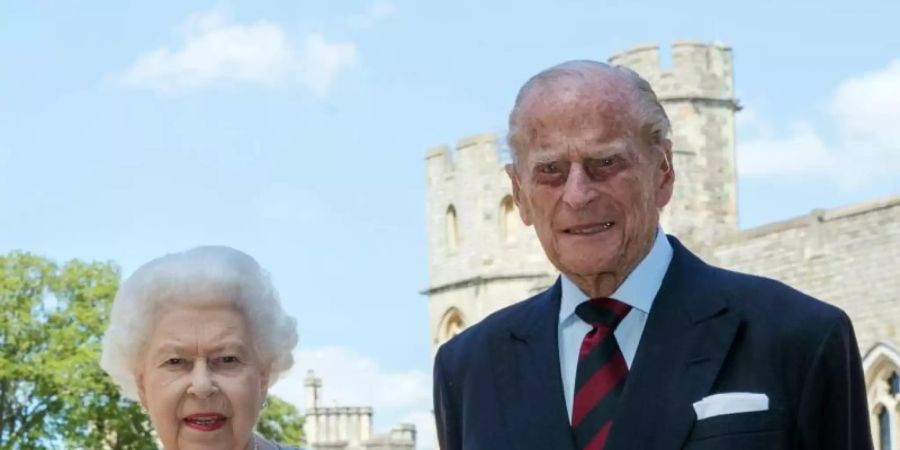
xmin=137 ymin=304 xmax=268 ymax=450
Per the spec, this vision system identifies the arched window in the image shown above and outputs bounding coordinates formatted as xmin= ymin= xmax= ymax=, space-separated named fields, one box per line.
xmin=890 ymin=371 xmax=900 ymax=396
xmin=879 ymin=406 xmax=892 ymax=450
xmin=500 ymin=196 xmax=517 ymax=243
xmin=446 ymin=205 xmax=459 ymax=253
xmin=438 ymin=308 xmax=464 ymax=344
xmin=864 ymin=344 xmax=900 ymax=450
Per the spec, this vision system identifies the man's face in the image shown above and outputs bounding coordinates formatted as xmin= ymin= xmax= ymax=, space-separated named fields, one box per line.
xmin=506 ymin=86 xmax=673 ymax=294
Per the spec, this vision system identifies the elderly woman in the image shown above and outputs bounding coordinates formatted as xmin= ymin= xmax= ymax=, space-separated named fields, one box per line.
xmin=101 ymin=246 xmax=301 ymax=450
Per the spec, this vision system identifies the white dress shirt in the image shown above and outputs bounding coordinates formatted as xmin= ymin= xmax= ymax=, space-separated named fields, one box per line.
xmin=558 ymin=227 xmax=673 ymax=423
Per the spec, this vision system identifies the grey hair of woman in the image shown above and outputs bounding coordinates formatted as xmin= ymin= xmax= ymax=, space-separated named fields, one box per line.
xmin=100 ymin=245 xmax=298 ymax=402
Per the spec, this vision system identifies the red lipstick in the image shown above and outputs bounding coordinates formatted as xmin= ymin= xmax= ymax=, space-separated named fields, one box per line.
xmin=183 ymin=413 xmax=227 ymax=432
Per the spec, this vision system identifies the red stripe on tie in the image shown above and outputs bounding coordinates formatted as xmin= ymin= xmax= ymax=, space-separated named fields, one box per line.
xmin=571 ymin=351 xmax=628 ymax=427
xmin=582 ymin=421 xmax=613 ymax=450
xmin=579 ymin=326 xmax=614 ymax=358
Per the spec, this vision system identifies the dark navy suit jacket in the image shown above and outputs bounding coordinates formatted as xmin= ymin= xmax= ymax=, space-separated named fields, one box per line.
xmin=433 ymin=236 xmax=873 ymax=450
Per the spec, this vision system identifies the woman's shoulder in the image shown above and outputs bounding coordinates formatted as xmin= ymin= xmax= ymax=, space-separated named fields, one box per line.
xmin=256 ymin=434 xmax=304 ymax=450
xmin=277 ymin=444 xmax=305 ymax=450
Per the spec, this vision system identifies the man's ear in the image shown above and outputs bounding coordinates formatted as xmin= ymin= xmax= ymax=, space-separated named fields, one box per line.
xmin=655 ymin=140 xmax=675 ymax=208
xmin=505 ymin=164 xmax=532 ymax=226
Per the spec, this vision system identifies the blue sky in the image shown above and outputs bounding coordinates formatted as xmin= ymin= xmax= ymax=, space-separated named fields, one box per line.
xmin=2 ymin=1 xmax=899 ymax=447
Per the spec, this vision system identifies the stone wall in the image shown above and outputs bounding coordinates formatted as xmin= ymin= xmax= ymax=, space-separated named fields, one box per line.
xmin=710 ymin=196 xmax=900 ymax=355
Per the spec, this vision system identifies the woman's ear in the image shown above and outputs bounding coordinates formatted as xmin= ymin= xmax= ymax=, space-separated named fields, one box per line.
xmin=260 ymin=371 xmax=270 ymax=408
xmin=136 ymin=373 xmax=148 ymax=410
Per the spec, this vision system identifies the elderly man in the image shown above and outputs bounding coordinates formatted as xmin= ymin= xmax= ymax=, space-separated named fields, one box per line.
xmin=432 ymin=61 xmax=872 ymax=450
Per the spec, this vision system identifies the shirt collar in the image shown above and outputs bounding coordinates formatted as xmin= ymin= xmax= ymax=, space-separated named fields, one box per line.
xmin=559 ymin=227 xmax=673 ymax=323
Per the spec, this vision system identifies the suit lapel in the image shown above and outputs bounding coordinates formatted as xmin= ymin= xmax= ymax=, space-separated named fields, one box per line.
xmin=491 ymin=279 xmax=576 ymax=450
xmin=605 ymin=237 xmax=742 ymax=450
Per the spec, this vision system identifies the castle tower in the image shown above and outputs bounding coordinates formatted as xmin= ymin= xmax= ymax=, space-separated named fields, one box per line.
xmin=424 ymin=133 xmax=557 ymax=352
xmin=303 ymin=371 xmax=385 ymax=450
xmin=424 ymin=41 xmax=740 ymax=350
xmin=304 ymin=371 xmax=322 ymax=444
xmin=609 ymin=41 xmax=740 ymax=250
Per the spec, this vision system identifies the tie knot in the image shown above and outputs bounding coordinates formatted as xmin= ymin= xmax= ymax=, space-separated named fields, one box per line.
xmin=575 ymin=297 xmax=631 ymax=328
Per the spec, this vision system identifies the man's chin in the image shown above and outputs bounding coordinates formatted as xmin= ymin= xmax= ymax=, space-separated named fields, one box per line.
xmin=558 ymin=258 xmax=618 ymax=282
xmin=556 ymin=245 xmax=618 ymax=270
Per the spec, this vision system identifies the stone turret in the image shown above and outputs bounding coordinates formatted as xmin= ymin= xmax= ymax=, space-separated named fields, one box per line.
xmin=609 ymin=41 xmax=740 ymax=250
xmin=424 ymin=133 xmax=556 ymax=352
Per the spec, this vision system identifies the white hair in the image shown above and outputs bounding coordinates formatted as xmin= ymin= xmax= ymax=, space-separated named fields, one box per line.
xmin=100 ymin=246 xmax=298 ymax=401
xmin=507 ymin=60 xmax=671 ymax=164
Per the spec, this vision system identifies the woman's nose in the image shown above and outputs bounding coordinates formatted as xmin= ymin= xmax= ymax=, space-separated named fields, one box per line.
xmin=186 ymin=362 xmax=218 ymax=398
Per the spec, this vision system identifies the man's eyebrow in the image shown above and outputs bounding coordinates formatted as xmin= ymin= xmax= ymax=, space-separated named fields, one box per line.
xmin=527 ymin=145 xmax=631 ymax=164
xmin=529 ymin=154 xmax=561 ymax=164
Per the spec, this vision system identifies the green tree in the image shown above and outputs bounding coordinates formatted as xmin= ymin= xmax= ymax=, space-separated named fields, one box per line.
xmin=257 ymin=395 xmax=304 ymax=447
xmin=0 ymin=252 xmax=155 ymax=449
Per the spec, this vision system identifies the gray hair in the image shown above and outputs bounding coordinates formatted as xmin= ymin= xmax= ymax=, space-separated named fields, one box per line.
xmin=100 ymin=246 xmax=299 ymax=401
xmin=507 ymin=60 xmax=670 ymax=164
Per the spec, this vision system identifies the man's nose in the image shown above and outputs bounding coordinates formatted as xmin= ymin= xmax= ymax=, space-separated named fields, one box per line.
xmin=561 ymin=164 xmax=598 ymax=209
xmin=187 ymin=362 xmax=218 ymax=398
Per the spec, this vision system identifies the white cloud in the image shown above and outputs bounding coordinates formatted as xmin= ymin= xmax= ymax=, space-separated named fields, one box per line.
xmin=737 ymin=124 xmax=836 ymax=177
xmin=270 ymin=346 xmax=435 ymax=450
xmin=349 ymin=1 xmax=397 ymax=29
xmin=737 ymin=60 xmax=900 ymax=188
xmin=831 ymin=60 xmax=900 ymax=149
xmin=120 ymin=9 xmax=357 ymax=96
xmin=301 ymin=33 xmax=359 ymax=96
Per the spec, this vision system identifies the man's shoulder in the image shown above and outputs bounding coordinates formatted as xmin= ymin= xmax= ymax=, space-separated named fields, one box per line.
xmin=669 ymin=236 xmax=848 ymax=333
xmin=707 ymin=262 xmax=850 ymax=335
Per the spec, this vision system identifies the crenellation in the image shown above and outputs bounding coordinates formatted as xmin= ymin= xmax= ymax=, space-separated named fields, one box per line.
xmin=608 ymin=41 xmax=734 ymax=102
xmin=455 ymin=133 xmax=498 ymax=152
xmin=608 ymin=43 xmax=661 ymax=78
xmin=302 ymin=377 xmax=406 ymax=450
xmin=424 ymin=144 xmax=453 ymax=189
xmin=452 ymin=133 xmax=500 ymax=181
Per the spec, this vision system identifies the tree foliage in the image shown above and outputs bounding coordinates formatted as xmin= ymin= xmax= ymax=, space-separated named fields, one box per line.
xmin=0 ymin=252 xmax=154 ymax=449
xmin=257 ymin=395 xmax=304 ymax=447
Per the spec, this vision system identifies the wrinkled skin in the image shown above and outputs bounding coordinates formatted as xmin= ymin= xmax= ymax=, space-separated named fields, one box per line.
xmin=506 ymin=72 xmax=674 ymax=298
xmin=136 ymin=305 xmax=268 ymax=450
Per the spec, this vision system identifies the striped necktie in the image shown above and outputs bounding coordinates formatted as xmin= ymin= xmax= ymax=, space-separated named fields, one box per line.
xmin=572 ymin=297 xmax=632 ymax=450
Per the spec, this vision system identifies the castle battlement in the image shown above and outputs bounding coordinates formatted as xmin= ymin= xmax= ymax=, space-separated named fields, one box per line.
xmin=308 ymin=406 xmax=374 ymax=415
xmin=609 ymin=41 xmax=734 ymax=103
xmin=424 ymin=133 xmax=500 ymax=184
xmin=714 ymin=194 xmax=900 ymax=246
xmin=456 ymin=132 xmax=497 ymax=152
xmin=303 ymin=372 xmax=413 ymax=450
